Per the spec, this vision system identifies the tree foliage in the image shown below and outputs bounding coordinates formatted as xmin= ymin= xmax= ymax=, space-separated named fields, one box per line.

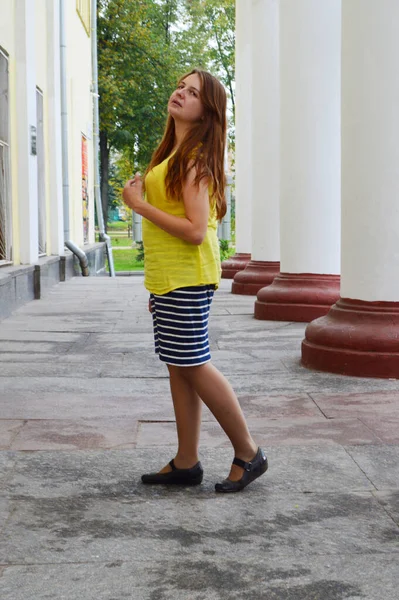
xmin=183 ymin=0 xmax=235 ymax=117
xmin=97 ymin=0 xmax=235 ymax=225
xmin=98 ymin=1 xmax=180 ymax=167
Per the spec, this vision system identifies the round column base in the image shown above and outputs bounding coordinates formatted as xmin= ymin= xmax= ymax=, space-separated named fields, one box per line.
xmin=254 ymin=273 xmax=340 ymax=322
xmin=302 ymin=298 xmax=399 ymax=379
xmin=231 ymin=261 xmax=280 ymax=295
xmin=221 ymin=253 xmax=251 ymax=279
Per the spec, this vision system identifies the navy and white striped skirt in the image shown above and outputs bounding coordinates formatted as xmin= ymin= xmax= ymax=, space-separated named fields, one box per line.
xmin=149 ymin=285 xmax=216 ymax=367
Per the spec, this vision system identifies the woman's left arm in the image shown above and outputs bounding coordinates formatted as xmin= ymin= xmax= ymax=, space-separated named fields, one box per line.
xmin=122 ymin=170 xmax=209 ymax=246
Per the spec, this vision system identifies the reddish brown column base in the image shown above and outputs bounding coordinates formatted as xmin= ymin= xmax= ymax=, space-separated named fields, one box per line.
xmin=231 ymin=261 xmax=280 ymax=295
xmin=221 ymin=253 xmax=251 ymax=279
xmin=254 ymin=273 xmax=340 ymax=322
xmin=302 ymin=298 xmax=399 ymax=379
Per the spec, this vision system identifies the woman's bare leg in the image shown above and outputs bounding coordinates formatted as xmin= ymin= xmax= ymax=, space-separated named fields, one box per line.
xmin=181 ymin=362 xmax=258 ymax=481
xmin=158 ymin=364 xmax=202 ymax=474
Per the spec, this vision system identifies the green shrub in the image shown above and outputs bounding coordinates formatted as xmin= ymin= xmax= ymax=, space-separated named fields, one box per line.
xmin=107 ymin=248 xmax=144 ymax=272
xmin=136 ymin=241 xmax=145 ymax=262
xmin=219 ymin=239 xmax=235 ymax=262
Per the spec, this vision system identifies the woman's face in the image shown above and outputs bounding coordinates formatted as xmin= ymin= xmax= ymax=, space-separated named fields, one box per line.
xmin=168 ymin=73 xmax=204 ymax=124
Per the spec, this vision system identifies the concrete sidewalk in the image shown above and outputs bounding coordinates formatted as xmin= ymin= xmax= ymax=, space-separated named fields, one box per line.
xmin=0 ymin=276 xmax=398 ymax=599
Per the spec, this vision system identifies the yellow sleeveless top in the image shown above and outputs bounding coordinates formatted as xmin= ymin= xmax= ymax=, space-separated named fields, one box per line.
xmin=142 ymin=154 xmax=221 ymax=295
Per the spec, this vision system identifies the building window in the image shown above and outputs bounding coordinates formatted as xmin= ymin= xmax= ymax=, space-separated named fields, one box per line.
xmin=0 ymin=49 xmax=12 ymax=265
xmin=76 ymin=0 xmax=91 ymax=36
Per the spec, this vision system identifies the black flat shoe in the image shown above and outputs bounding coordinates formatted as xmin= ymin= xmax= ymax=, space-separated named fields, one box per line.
xmin=215 ymin=447 xmax=268 ymax=493
xmin=141 ymin=459 xmax=203 ymax=486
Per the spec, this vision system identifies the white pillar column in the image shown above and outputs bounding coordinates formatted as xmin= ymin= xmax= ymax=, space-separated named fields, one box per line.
xmin=15 ymin=0 xmax=39 ymax=264
xmin=341 ymin=1 xmax=399 ymax=303
xmin=303 ymin=0 xmax=399 ymax=378
xmin=221 ymin=0 xmax=252 ymax=278
xmin=256 ymin=0 xmax=341 ymax=321
xmin=232 ymin=0 xmax=280 ymax=295
xmin=46 ymin=0 xmax=64 ymax=256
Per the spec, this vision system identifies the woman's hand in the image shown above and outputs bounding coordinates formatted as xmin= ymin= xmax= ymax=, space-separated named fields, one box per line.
xmin=122 ymin=173 xmax=145 ymax=214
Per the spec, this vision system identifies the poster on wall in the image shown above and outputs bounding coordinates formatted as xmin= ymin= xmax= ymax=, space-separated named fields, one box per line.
xmin=82 ymin=134 xmax=89 ymax=243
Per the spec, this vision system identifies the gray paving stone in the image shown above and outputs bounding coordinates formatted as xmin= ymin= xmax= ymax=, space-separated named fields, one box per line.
xmin=99 ymin=355 xmax=286 ymax=378
xmin=55 ymin=353 xmax=127 ymax=365
xmin=0 ymin=421 xmax=24 ymax=449
xmin=0 ymin=318 xmax=119 ymax=333
xmin=136 ymin=416 xmax=382 ymax=447
xmin=358 ymin=415 xmax=399 ymax=442
xmin=0 ymin=393 xmax=175 ymax=420
xmin=247 ymin=416 xmax=382 ymax=445
xmin=212 ymin=355 xmax=287 ymax=374
xmin=2 ymin=556 xmax=398 ymax=600
xmin=225 ymin=372 xmax=399 ymax=396
xmin=1 ymin=488 xmax=397 ymax=565
xmin=8 ymin=418 xmax=139 ymax=451
xmin=2 ymin=353 xmax=130 ymax=369
xmin=237 ymin=393 xmax=321 ymax=418
xmin=0 ymin=555 xmax=397 ymax=600
xmin=345 ymin=446 xmax=399 ymax=489
xmin=0 ymin=453 xmax=16 ymax=482
xmin=374 ymin=490 xmax=399 ymax=525
xmin=0 ymin=275 xmax=398 ymax=599
xmin=100 ymin=356 xmax=166 ymax=378
xmin=0 ymin=341 xmax=74 ymax=354
xmin=0 ymin=331 xmax=84 ymax=342
xmin=82 ymin=340 xmax=162 ymax=355
xmin=216 ymin=330 xmax=306 ymax=347
xmin=15 ymin=305 xmax=127 ymax=315
xmin=93 ymin=333 xmax=155 ymax=344
xmin=0 ymin=353 xmax=64 ymax=363
xmin=310 ymin=390 xmax=399 ymax=418
xmin=0 ymin=363 xmax=103 ymax=378
xmin=0 ymin=376 xmax=170 ymax=396
xmin=282 ymin=356 xmax=399 ymax=388
xmin=0 ymin=496 xmax=10 ymax=529
xmin=224 ymin=305 xmax=256 ymax=315
xmin=210 ymin=315 xmax=289 ymax=332
xmin=112 ymin=322 xmax=163 ymax=334
xmin=4 ymin=447 xmax=373 ymax=500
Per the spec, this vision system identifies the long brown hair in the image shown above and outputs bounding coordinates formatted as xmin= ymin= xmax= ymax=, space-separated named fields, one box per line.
xmin=145 ymin=69 xmax=227 ymax=221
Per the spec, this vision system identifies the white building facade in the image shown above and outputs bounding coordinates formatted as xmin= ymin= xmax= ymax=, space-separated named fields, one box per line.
xmin=0 ymin=0 xmax=104 ymax=319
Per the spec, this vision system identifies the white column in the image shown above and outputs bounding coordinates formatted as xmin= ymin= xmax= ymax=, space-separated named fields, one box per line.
xmin=234 ymin=0 xmax=252 ymax=254
xmin=255 ymin=0 xmax=341 ymax=320
xmin=46 ymin=0 xmax=64 ymax=256
xmin=232 ymin=0 xmax=280 ymax=294
xmin=279 ymin=0 xmax=341 ymax=274
xmin=302 ymin=0 xmax=399 ymax=378
xmin=251 ymin=0 xmax=279 ymax=262
xmin=15 ymin=0 xmax=39 ymax=264
xmin=341 ymin=0 xmax=399 ymax=302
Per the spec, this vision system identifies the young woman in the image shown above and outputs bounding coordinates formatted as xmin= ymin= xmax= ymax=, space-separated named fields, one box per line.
xmin=122 ymin=69 xmax=268 ymax=493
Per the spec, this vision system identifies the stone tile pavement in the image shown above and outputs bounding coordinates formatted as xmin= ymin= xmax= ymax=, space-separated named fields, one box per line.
xmin=0 ymin=276 xmax=398 ymax=599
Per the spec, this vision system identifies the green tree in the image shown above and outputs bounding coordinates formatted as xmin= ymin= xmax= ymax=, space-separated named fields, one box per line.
xmin=97 ymin=0 xmax=235 ymax=226
xmin=98 ymin=0 xmax=186 ymax=225
xmin=184 ymin=0 xmax=235 ymax=112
